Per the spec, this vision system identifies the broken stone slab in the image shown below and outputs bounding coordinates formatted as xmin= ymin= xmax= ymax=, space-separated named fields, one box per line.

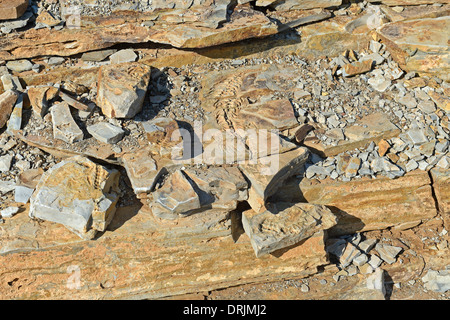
xmin=342 ymin=59 xmax=373 ymax=77
xmin=1 ymin=74 xmax=23 ymax=91
xmin=121 ymin=146 xmax=173 ymax=198
xmin=14 ymin=185 xmax=34 ymax=204
xmin=58 ymin=90 xmax=94 ymax=113
xmin=430 ymin=168 xmax=449 ymax=229
xmin=29 ymin=156 xmax=120 ymax=239
xmin=87 ymin=122 xmax=125 ymax=144
xmin=183 ymin=166 xmax=248 ymax=211
xmin=142 ymin=117 xmax=180 ymax=145
xmin=0 ymin=206 xmax=19 ymax=218
xmin=241 ymin=202 xmax=337 ymax=257
xmin=6 ymin=92 xmax=23 ymax=132
xmin=239 ymin=147 xmax=310 ymax=213
xmin=0 ymin=0 xmax=28 ymax=20
xmin=0 ymin=89 xmax=18 ymax=128
xmin=81 ymin=49 xmax=117 ymax=62
xmin=6 ymin=59 xmax=33 ymax=73
xmin=428 ymin=90 xmax=450 ymax=112
xmin=304 ymin=112 xmax=401 ymax=157
xmin=274 ymin=170 xmax=438 ymax=236
xmin=271 ymin=0 xmax=342 ymax=11
xmin=50 ymin=102 xmax=84 ymax=144
xmin=0 ymin=209 xmax=328 ymax=299
xmin=421 ymin=269 xmax=450 ymax=293
xmin=0 ymin=154 xmax=13 ymax=173
xmin=97 ymin=62 xmax=151 ymax=119
xmin=374 ymin=243 xmax=403 ymax=264
xmin=377 ymin=17 xmax=450 ymax=81
xmin=151 ymin=169 xmax=202 ymax=220
xmin=27 ymin=85 xmax=59 ymax=118
xmin=366 ymin=268 xmax=386 ymax=300
xmin=109 ymin=49 xmax=137 ymax=64
xmin=338 ymin=241 xmax=361 ymax=268
xmin=0 ymin=180 xmax=15 ymax=194
xmin=35 ymin=10 xmax=61 ymax=28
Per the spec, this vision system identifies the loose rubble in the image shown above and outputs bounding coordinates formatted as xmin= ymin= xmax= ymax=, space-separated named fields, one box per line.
xmin=0 ymin=0 xmax=448 ymax=300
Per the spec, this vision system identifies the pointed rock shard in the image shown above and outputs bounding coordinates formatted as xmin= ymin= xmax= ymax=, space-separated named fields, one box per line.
xmin=87 ymin=122 xmax=125 ymax=144
xmin=374 ymin=243 xmax=402 ymax=264
xmin=29 ymin=156 xmax=120 ymax=239
xmin=50 ymin=102 xmax=84 ymax=143
xmin=6 ymin=92 xmax=23 ymax=132
xmin=0 ymin=0 xmax=29 ymax=20
xmin=239 ymin=147 xmax=310 ymax=213
xmin=151 ymin=169 xmax=202 ymax=220
xmin=242 ymin=202 xmax=337 ymax=257
xmin=122 ymin=146 xmax=164 ymax=197
xmin=0 ymin=90 xmax=19 ymax=128
xmin=27 ymin=86 xmax=59 ymax=118
xmin=97 ymin=62 xmax=151 ymax=119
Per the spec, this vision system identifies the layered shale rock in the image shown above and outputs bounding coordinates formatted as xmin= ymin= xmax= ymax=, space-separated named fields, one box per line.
xmin=29 ymin=156 xmax=120 ymax=239
xmin=97 ymin=62 xmax=151 ymax=119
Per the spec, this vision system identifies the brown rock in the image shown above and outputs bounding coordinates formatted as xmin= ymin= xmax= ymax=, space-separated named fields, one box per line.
xmin=378 ymin=139 xmax=390 ymax=157
xmin=431 ymin=168 xmax=450 ymax=230
xmin=0 ymin=0 xmax=28 ymax=20
xmin=295 ymin=124 xmax=315 ymax=143
xmin=0 ymin=90 xmax=18 ymax=128
xmin=273 ymin=170 xmax=438 ymax=236
xmin=428 ymin=91 xmax=450 ymax=112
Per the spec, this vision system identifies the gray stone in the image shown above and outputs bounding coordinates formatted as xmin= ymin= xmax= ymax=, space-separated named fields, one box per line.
xmin=6 ymin=93 xmax=23 ymax=132
xmin=0 ymin=154 xmax=13 ymax=172
xmin=359 ymin=239 xmax=377 ymax=253
xmin=360 ymin=53 xmax=385 ymax=65
xmin=418 ymin=100 xmax=436 ymax=114
xmin=375 ymin=243 xmax=402 ymax=264
xmin=242 ymin=202 xmax=337 ymax=257
xmin=436 ymin=156 xmax=450 ymax=169
xmin=421 ymin=270 xmax=450 ymax=293
xmin=405 ymin=159 xmax=419 ymax=172
xmin=6 ymin=59 xmax=33 ymax=73
xmin=339 ymin=242 xmax=362 ymax=268
xmin=51 ymin=102 xmax=84 ymax=143
xmin=81 ymin=49 xmax=117 ymax=62
xmin=87 ymin=122 xmax=125 ymax=144
xmin=109 ymin=49 xmax=137 ymax=64
xmin=14 ymin=185 xmax=34 ymax=204
xmin=0 ymin=206 xmax=19 ymax=218
xmin=1 ymin=74 xmax=23 ymax=91
xmin=435 ymin=141 xmax=449 ymax=153
xmin=368 ymin=76 xmax=391 ymax=92
xmin=398 ymin=94 xmax=417 ymax=109
xmin=370 ymin=157 xmax=404 ymax=177
xmin=29 ymin=156 xmax=120 ymax=239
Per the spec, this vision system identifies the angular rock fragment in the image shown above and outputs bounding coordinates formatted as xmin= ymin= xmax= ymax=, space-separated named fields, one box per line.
xmin=50 ymin=102 xmax=84 ymax=143
xmin=271 ymin=0 xmax=342 ymax=11
xmin=97 ymin=62 xmax=151 ymax=119
xmin=342 ymin=60 xmax=373 ymax=77
xmin=366 ymin=268 xmax=386 ymax=299
xmin=29 ymin=156 xmax=120 ymax=239
xmin=374 ymin=243 xmax=402 ymax=264
xmin=151 ymin=169 xmax=202 ymax=220
xmin=87 ymin=122 xmax=125 ymax=144
xmin=242 ymin=202 xmax=337 ymax=257
xmin=1 ymin=74 xmax=23 ymax=91
xmin=81 ymin=49 xmax=117 ymax=62
xmin=0 ymin=154 xmax=13 ymax=172
xmin=0 ymin=90 xmax=18 ymax=128
xmin=183 ymin=166 xmax=248 ymax=211
xmin=14 ymin=185 xmax=34 ymax=204
xmin=109 ymin=49 xmax=137 ymax=64
xmin=0 ymin=206 xmax=19 ymax=218
xmin=0 ymin=0 xmax=29 ymax=20
xmin=6 ymin=59 xmax=33 ymax=73
xmin=36 ymin=10 xmax=61 ymax=28
xmin=422 ymin=269 xmax=450 ymax=293
xmin=122 ymin=146 xmax=167 ymax=197
xmin=6 ymin=92 xmax=23 ymax=132
xmin=239 ymin=147 xmax=310 ymax=213
xmin=142 ymin=117 xmax=180 ymax=145
xmin=27 ymin=86 xmax=59 ymax=118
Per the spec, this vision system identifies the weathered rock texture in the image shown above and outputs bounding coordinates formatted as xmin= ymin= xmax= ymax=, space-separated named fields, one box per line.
xmin=29 ymin=156 xmax=120 ymax=239
xmin=0 ymin=0 xmax=28 ymax=20
xmin=274 ymin=170 xmax=438 ymax=235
